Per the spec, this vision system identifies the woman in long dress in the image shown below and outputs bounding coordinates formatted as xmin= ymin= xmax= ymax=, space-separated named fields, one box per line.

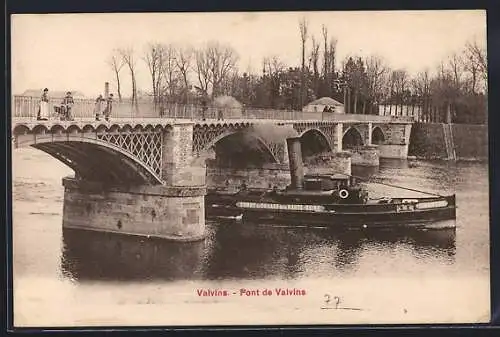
xmin=38 ymin=88 xmax=50 ymax=120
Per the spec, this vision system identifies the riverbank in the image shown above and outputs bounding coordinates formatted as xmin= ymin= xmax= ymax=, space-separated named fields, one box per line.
xmin=408 ymin=123 xmax=488 ymax=162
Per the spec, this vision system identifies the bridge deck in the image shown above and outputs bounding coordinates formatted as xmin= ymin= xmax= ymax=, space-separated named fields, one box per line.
xmin=12 ymin=116 xmax=413 ymax=128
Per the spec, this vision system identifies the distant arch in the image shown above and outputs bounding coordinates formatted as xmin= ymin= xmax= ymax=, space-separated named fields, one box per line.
xmin=342 ymin=127 xmax=364 ymax=150
xmin=372 ymin=126 xmax=385 ymax=145
xmin=299 ymin=128 xmax=332 ymax=158
xmin=198 ymin=130 xmax=280 ymax=167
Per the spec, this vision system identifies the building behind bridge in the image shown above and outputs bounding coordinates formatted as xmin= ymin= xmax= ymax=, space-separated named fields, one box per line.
xmin=378 ymin=104 xmax=421 ymax=121
xmin=302 ymin=97 xmax=345 ymax=114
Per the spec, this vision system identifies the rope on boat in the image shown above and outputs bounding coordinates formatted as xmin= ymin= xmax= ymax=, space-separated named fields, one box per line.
xmin=333 ymin=172 xmax=444 ymax=197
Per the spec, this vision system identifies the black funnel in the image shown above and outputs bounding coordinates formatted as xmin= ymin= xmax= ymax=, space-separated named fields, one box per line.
xmin=286 ymin=137 xmax=304 ymax=190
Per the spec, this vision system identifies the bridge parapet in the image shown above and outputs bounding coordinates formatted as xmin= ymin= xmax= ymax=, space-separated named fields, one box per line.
xmin=13 ymin=95 xmax=415 ymax=124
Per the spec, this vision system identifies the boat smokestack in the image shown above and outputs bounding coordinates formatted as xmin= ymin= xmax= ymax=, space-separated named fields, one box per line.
xmin=286 ymin=137 xmax=304 ymax=190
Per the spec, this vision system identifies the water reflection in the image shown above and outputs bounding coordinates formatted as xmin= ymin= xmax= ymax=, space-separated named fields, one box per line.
xmin=61 ymin=228 xmax=207 ymax=281
xmin=61 ymin=223 xmax=456 ymax=282
xmin=352 ymin=159 xmax=414 ymax=180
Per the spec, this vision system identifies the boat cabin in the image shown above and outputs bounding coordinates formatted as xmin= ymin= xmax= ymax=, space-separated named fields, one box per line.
xmin=303 ymin=174 xmax=354 ymax=191
xmin=281 ymin=173 xmax=368 ymax=204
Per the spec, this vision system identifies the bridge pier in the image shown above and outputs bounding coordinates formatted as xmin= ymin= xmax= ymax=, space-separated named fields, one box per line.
xmin=304 ymin=151 xmax=352 ymax=176
xmin=373 ymin=123 xmax=412 ymax=159
xmin=349 ymin=145 xmax=380 ymax=166
xmin=62 ymin=178 xmax=206 ymax=241
xmin=207 ymin=162 xmax=291 ymax=190
xmin=206 ymin=151 xmax=352 ymax=190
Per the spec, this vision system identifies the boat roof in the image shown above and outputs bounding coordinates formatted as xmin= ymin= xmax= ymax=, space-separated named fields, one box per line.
xmin=305 ymin=174 xmax=350 ymax=180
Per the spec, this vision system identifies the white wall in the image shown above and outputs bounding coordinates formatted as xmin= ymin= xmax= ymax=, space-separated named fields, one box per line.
xmin=303 ymin=104 xmax=345 ymax=114
xmin=378 ymin=104 xmax=421 ymax=119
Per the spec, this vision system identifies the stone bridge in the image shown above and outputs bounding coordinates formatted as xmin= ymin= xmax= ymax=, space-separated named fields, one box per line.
xmin=12 ymin=113 xmax=412 ymax=241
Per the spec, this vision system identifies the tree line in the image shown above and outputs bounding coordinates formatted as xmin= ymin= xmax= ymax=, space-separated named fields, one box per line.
xmin=109 ymin=18 xmax=487 ymax=124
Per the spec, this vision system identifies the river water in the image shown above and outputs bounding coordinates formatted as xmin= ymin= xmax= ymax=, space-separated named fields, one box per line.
xmin=12 ymin=149 xmax=490 ymax=327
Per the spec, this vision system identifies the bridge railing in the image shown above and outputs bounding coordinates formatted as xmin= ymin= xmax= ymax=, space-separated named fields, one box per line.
xmin=12 ymin=95 xmax=414 ymax=123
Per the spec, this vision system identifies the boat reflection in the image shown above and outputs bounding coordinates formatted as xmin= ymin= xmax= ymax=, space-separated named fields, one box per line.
xmin=61 ymin=223 xmax=456 ymax=282
xmin=205 ymin=222 xmax=456 ymax=279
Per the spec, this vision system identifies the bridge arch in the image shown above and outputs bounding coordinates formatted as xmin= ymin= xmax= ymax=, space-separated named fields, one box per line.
xmin=14 ymin=135 xmax=164 ymax=185
xmin=342 ymin=126 xmax=364 ymax=150
xmin=199 ymin=129 xmax=280 ymax=167
xmin=299 ymin=128 xmax=332 ymax=157
xmin=372 ymin=126 xmax=385 ymax=145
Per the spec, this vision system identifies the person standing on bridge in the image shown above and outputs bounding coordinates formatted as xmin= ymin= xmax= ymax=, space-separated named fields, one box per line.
xmin=104 ymin=93 xmax=114 ymax=121
xmin=61 ymin=91 xmax=75 ymax=121
xmin=37 ymin=88 xmax=50 ymax=121
xmin=94 ymin=94 xmax=104 ymax=121
xmin=200 ymin=98 xmax=207 ymax=121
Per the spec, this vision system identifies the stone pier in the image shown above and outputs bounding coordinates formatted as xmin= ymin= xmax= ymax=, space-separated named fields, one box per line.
xmin=305 ymin=151 xmax=352 ymax=175
xmin=350 ymin=145 xmax=380 ymax=166
xmin=374 ymin=123 xmax=412 ymax=159
xmin=206 ymin=151 xmax=352 ymax=190
xmin=62 ymin=178 xmax=206 ymax=241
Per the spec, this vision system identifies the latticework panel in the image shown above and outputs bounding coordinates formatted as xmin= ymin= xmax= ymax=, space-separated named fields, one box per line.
xmin=192 ymin=124 xmax=253 ymax=156
xmin=264 ymin=141 xmax=286 ymax=163
xmin=98 ymin=132 xmax=163 ymax=176
xmin=293 ymin=123 xmax=308 ymax=135
xmin=192 ymin=127 xmax=229 ymax=155
xmin=317 ymin=125 xmax=337 ymax=149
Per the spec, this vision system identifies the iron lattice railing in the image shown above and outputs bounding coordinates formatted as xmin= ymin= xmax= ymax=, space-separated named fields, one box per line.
xmin=11 ymin=95 xmax=416 ymax=123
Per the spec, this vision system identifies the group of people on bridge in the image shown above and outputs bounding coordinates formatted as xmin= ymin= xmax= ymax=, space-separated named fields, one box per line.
xmin=94 ymin=93 xmax=113 ymax=121
xmin=36 ymin=88 xmax=113 ymax=122
xmin=37 ymin=88 xmax=75 ymax=121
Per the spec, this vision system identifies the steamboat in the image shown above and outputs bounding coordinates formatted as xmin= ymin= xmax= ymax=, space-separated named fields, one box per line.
xmin=205 ymin=137 xmax=456 ymax=229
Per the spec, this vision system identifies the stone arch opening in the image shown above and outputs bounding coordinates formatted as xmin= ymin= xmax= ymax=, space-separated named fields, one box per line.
xmin=299 ymin=129 xmax=332 ymax=159
xmin=342 ymin=127 xmax=364 ymax=150
xmin=211 ymin=131 xmax=278 ymax=168
xmin=372 ymin=126 xmax=385 ymax=145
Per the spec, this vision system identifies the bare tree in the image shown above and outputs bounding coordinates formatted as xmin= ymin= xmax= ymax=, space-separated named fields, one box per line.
xmin=448 ymin=52 xmax=463 ymax=90
xmin=412 ymin=69 xmax=431 ymax=121
xmin=320 ymin=29 xmax=338 ymax=96
xmin=161 ymin=44 xmax=178 ymax=101
xmin=263 ymin=55 xmax=285 ymax=76
xmin=310 ymin=36 xmax=320 ymax=77
xmin=321 ymin=25 xmax=329 ymax=79
xmin=143 ymin=43 xmax=165 ymax=108
xmin=175 ymin=47 xmax=193 ymax=103
xmin=206 ymin=42 xmax=239 ymax=97
xmin=328 ymin=38 xmax=337 ymax=78
xmin=391 ymin=70 xmax=409 ymax=115
xmin=365 ymin=55 xmax=388 ymax=114
xmin=119 ymin=47 xmax=138 ymax=109
xmin=194 ymin=48 xmax=212 ymax=96
xmin=466 ymin=40 xmax=487 ymax=79
xmin=463 ymin=47 xmax=479 ymax=94
xmin=108 ymin=50 xmax=125 ymax=102
xmin=464 ymin=39 xmax=487 ymax=93
xmin=299 ymin=18 xmax=308 ymax=107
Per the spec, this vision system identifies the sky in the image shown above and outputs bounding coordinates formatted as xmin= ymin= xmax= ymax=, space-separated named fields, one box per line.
xmin=11 ymin=10 xmax=486 ymax=97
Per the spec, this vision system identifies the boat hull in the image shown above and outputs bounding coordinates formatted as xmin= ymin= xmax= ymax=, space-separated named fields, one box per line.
xmin=205 ymin=194 xmax=457 ymax=229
